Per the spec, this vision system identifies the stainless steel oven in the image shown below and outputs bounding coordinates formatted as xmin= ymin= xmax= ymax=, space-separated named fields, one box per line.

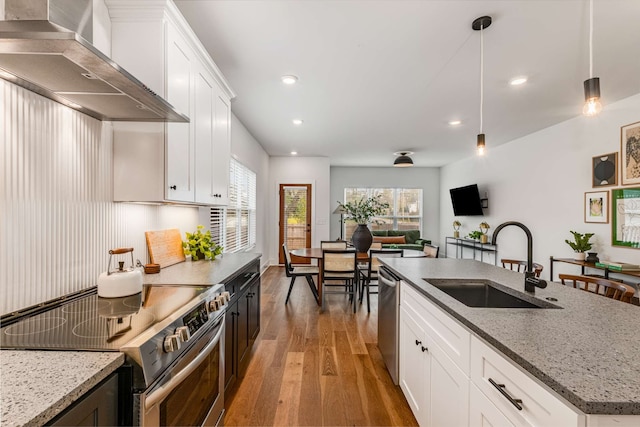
xmin=1 ymin=283 xmax=230 ymax=427
xmin=136 ymin=313 xmax=224 ymax=426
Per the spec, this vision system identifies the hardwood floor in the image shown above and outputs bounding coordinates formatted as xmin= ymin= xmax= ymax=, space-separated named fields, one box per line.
xmin=225 ymin=266 xmax=417 ymax=426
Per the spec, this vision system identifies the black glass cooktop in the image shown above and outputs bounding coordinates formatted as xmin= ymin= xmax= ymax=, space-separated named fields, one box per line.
xmin=0 ymin=285 xmax=211 ymax=351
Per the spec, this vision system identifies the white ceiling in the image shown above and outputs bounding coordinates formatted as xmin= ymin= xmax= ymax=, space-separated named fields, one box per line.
xmin=174 ymin=0 xmax=640 ymax=167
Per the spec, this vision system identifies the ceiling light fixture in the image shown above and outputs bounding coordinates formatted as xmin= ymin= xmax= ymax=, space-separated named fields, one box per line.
xmin=449 ymin=120 xmax=462 ymax=126
xmin=583 ymin=0 xmax=602 ymax=116
xmin=292 ymin=119 xmax=303 ymax=125
xmin=291 ymin=151 xmax=298 ymax=155
xmin=281 ymin=75 xmax=298 ymax=85
xmin=509 ymin=76 xmax=527 ymax=86
xmin=393 ymin=151 xmax=414 ymax=167
xmin=473 ymin=15 xmax=492 ymax=156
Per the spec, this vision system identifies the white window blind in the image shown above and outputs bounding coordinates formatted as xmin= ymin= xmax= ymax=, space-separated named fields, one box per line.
xmin=208 ymin=159 xmax=256 ymax=253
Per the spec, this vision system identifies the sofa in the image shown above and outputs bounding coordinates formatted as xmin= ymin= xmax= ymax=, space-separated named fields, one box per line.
xmin=372 ymin=230 xmax=431 ymax=251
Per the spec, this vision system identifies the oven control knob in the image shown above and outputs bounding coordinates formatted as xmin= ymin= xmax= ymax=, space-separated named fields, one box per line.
xmin=163 ymin=334 xmax=181 ymax=353
xmin=175 ymin=326 xmax=191 ymax=343
xmin=222 ymin=291 xmax=231 ymax=302
xmin=208 ymin=299 xmax=219 ymax=311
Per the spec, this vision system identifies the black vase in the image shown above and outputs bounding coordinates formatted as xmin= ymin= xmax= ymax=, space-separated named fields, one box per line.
xmin=351 ymin=224 xmax=373 ymax=253
xmin=585 ymin=252 xmax=599 ymax=263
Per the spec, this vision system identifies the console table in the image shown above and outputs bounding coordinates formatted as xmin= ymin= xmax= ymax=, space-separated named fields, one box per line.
xmin=445 ymin=237 xmax=498 ymax=265
xmin=549 ymin=256 xmax=640 ymax=282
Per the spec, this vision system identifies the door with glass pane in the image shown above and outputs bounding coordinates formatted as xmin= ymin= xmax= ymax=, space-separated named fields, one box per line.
xmin=279 ymin=184 xmax=312 ymax=264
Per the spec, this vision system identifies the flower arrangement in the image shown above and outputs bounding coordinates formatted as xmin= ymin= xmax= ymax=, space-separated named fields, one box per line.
xmin=182 ymin=225 xmax=223 ymax=261
xmin=337 ymin=195 xmax=390 ymax=225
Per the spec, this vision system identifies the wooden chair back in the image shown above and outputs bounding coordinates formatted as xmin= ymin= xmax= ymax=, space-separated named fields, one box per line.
xmin=423 ymin=244 xmax=439 ymax=258
xmin=368 ymin=249 xmax=403 ymax=274
xmin=558 ymin=274 xmax=635 ymax=303
xmin=501 ymin=258 xmax=544 ymax=278
xmin=320 ymin=240 xmax=348 ymax=250
xmin=282 ymin=244 xmax=294 ymax=276
xmin=322 ymin=249 xmax=357 ymax=279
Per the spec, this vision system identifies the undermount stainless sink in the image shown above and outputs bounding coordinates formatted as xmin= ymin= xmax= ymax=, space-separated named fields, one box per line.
xmin=424 ymin=279 xmax=561 ymax=309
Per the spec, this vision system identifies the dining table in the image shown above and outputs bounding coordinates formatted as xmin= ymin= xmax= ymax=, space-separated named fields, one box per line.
xmin=289 ymin=247 xmax=426 ymax=304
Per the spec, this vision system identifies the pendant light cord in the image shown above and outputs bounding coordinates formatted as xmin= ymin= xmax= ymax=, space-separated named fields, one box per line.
xmin=589 ymin=0 xmax=593 ymax=78
xmin=480 ymin=23 xmax=484 ymax=134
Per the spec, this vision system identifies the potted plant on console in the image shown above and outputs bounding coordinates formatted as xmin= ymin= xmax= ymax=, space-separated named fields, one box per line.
xmin=338 ymin=195 xmax=390 ymax=252
xmin=564 ymin=230 xmax=594 ymax=261
xmin=183 ymin=225 xmax=223 ymax=261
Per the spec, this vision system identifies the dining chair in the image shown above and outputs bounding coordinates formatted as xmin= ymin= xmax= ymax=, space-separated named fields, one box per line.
xmin=501 ymin=258 xmax=543 ymax=278
xmin=558 ymin=274 xmax=634 ymax=303
xmin=320 ymin=240 xmax=348 ymax=250
xmin=423 ymin=244 xmax=440 ymax=258
xmin=359 ymin=249 xmax=403 ymax=313
xmin=321 ymin=249 xmax=358 ymax=312
xmin=282 ymin=244 xmax=319 ymax=304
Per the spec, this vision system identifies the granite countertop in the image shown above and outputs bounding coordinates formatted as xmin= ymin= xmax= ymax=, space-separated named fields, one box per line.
xmin=0 ymin=351 xmax=124 ymax=427
xmin=1 ymin=252 xmax=261 ymax=427
xmin=382 ymin=258 xmax=640 ymax=415
xmin=143 ymin=252 xmax=261 ymax=285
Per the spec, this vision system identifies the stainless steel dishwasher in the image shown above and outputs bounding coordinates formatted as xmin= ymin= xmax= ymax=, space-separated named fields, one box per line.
xmin=378 ymin=266 xmax=401 ymax=385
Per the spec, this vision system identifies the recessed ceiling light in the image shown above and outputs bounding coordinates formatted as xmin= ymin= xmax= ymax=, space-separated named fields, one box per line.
xmin=281 ymin=75 xmax=298 ymax=85
xmin=509 ymin=76 xmax=528 ymax=86
xmin=448 ymin=120 xmax=462 ymax=126
xmin=292 ymin=119 xmax=303 ymax=125
xmin=291 ymin=151 xmax=298 ymax=155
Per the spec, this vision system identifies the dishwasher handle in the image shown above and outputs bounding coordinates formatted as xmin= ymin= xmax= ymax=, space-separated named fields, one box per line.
xmin=379 ymin=267 xmax=399 ymax=287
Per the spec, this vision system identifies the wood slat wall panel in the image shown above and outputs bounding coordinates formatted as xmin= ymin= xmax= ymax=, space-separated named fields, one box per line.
xmin=0 ymin=81 xmax=198 ymax=315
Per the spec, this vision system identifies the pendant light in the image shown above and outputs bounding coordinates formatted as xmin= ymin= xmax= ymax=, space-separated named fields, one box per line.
xmin=583 ymin=0 xmax=602 ymax=116
xmin=393 ymin=151 xmax=414 ymax=167
xmin=473 ymin=16 xmax=492 ymax=156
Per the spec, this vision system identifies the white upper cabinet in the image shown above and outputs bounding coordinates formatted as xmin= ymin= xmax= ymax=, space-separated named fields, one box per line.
xmin=107 ymin=0 xmax=234 ymax=205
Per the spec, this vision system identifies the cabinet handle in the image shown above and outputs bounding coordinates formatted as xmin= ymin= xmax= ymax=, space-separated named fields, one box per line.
xmin=169 ymin=185 xmax=177 ymax=190
xmin=421 ymin=346 xmax=428 ymax=352
xmin=415 ymin=340 xmax=422 ymax=346
xmin=488 ymin=378 xmax=523 ymax=410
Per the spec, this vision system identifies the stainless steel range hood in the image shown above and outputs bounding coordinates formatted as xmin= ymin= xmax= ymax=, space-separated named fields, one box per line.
xmin=0 ymin=0 xmax=189 ymax=122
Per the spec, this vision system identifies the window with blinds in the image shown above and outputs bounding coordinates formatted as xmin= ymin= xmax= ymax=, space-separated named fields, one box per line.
xmin=208 ymin=159 xmax=257 ymax=253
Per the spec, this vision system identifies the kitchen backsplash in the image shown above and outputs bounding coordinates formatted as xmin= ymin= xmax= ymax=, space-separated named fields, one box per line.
xmin=1 ymin=81 xmax=199 ymax=315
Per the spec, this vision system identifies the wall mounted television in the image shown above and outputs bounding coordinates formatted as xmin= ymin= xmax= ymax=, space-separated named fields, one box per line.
xmin=450 ymin=184 xmax=484 ymax=216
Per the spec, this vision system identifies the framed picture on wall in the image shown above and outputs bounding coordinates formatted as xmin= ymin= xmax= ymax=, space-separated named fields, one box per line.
xmin=585 ymin=191 xmax=609 ymax=223
xmin=621 ymin=121 xmax=640 ymax=185
xmin=591 ymin=152 xmax=617 ymax=187
xmin=611 ymin=187 xmax=640 ymax=248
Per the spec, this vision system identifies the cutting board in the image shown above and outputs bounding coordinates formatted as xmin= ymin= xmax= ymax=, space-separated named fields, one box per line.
xmin=145 ymin=229 xmax=186 ymax=268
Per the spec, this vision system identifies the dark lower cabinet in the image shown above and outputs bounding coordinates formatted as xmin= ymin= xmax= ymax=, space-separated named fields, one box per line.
xmin=223 ymin=260 xmax=261 ymax=403
xmin=47 ymin=373 xmax=118 ymax=426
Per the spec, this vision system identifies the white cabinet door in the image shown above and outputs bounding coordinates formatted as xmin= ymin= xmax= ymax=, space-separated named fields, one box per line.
xmin=429 ymin=342 xmax=470 ymax=427
xmin=470 ymin=382 xmax=515 ymax=427
xmin=211 ymin=90 xmax=231 ymax=205
xmin=194 ymin=67 xmax=215 ymax=204
xmin=166 ymin=24 xmax=194 ymax=202
xmin=400 ymin=306 xmax=430 ymax=426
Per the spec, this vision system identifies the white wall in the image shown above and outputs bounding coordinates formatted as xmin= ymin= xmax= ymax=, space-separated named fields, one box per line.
xmin=268 ymin=157 xmax=331 ymax=265
xmin=440 ymin=93 xmax=640 ymax=281
xmin=227 ymin=113 xmax=270 ymax=269
xmin=330 ymin=167 xmax=440 ymax=243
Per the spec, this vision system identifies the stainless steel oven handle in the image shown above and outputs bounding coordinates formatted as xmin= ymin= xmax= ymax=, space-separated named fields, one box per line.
xmin=144 ymin=319 xmax=223 ymax=410
xmin=379 ymin=269 xmax=398 ymax=287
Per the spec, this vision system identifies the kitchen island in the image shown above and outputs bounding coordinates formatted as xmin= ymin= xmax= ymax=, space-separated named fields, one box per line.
xmin=381 ymin=257 xmax=640 ymax=421
xmin=1 ymin=253 xmax=261 ymax=427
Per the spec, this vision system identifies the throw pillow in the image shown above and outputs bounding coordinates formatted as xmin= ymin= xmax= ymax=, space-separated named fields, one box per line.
xmin=373 ymin=236 xmax=406 ymax=244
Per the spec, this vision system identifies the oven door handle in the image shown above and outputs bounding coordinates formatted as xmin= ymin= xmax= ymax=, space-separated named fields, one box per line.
xmin=144 ymin=319 xmax=223 ymax=410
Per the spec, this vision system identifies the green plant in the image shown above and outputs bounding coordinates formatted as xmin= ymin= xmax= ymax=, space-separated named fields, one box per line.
xmin=468 ymin=230 xmax=483 ymax=240
xmin=564 ymin=231 xmax=594 ymax=253
xmin=182 ymin=225 xmax=223 ymax=261
xmin=338 ymin=195 xmax=390 ymax=225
